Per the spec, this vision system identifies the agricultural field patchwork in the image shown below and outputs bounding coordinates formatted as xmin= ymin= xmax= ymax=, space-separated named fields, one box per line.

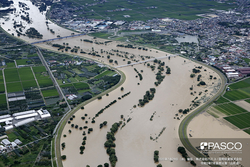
xmin=32 ymin=66 xmax=47 ymax=73
xmin=6 ymin=62 xmax=15 ymax=68
xmin=94 ymin=70 xmax=116 ymax=79
xmin=73 ymin=82 xmax=90 ymax=90
xmin=215 ymin=96 xmax=229 ymax=104
xmin=224 ymin=112 xmax=250 ymax=129
xmin=223 ymin=90 xmax=250 ymax=101
xmin=18 ymin=67 xmax=35 ymax=81
xmin=37 ymin=78 xmax=54 ymax=88
xmin=64 ymin=0 xmax=236 ymax=21
xmin=0 ymin=94 xmax=7 ymax=110
xmin=4 ymin=68 xmax=20 ymax=82
xmin=239 ymin=87 xmax=250 ymax=96
xmin=228 ymin=78 xmax=250 ymax=90
xmin=244 ymin=128 xmax=250 ymax=135
xmin=0 ymin=83 xmax=5 ymax=93
xmin=41 ymin=49 xmax=120 ymax=105
xmin=245 ymin=99 xmax=250 ymax=104
xmin=0 ymin=70 xmax=3 ymax=83
xmin=214 ymin=103 xmax=248 ymax=116
xmin=42 ymin=88 xmax=59 ymax=98
xmin=223 ymin=78 xmax=250 ymax=101
xmin=6 ymin=82 xmax=23 ymax=93
xmin=16 ymin=59 xmax=30 ymax=66
xmin=22 ymin=80 xmax=38 ymax=90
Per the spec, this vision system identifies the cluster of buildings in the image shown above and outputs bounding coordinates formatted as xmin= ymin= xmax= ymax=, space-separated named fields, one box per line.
xmin=49 ymin=1 xmax=250 ymax=80
xmin=107 ymin=8 xmax=132 ymax=13
xmin=48 ymin=58 xmax=96 ymax=67
xmin=0 ymin=138 xmax=22 ymax=153
xmin=60 ymin=20 xmax=125 ymax=32
xmin=66 ymin=94 xmax=77 ymax=100
xmin=221 ymin=66 xmax=250 ymax=78
xmin=0 ymin=109 xmax=50 ymax=131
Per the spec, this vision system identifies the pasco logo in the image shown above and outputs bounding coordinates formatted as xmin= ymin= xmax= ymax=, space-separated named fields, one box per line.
xmin=200 ymin=142 xmax=208 ymax=150
xmin=200 ymin=142 xmax=242 ymax=150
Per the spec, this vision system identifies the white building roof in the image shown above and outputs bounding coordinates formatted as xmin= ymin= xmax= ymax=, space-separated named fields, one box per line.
xmin=8 ymin=96 xmax=26 ymax=102
xmin=14 ymin=139 xmax=22 ymax=145
xmin=41 ymin=114 xmax=51 ymax=119
xmin=37 ymin=110 xmax=43 ymax=116
xmin=14 ymin=118 xmax=36 ymax=127
xmin=11 ymin=142 xmax=17 ymax=148
xmin=0 ymin=115 xmax=11 ymax=119
xmin=0 ymin=117 xmax=13 ymax=123
xmin=1 ymin=139 xmax=10 ymax=146
xmin=15 ymin=113 xmax=38 ymax=120
xmin=4 ymin=125 xmax=13 ymax=131
xmin=0 ymin=145 xmax=6 ymax=150
xmin=13 ymin=110 xmax=36 ymax=116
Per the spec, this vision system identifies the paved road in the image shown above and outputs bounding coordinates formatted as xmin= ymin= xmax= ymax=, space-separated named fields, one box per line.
xmin=36 ymin=46 xmax=72 ymax=167
xmin=35 ymin=46 xmax=70 ymax=109
xmin=115 ymin=54 xmax=177 ymax=68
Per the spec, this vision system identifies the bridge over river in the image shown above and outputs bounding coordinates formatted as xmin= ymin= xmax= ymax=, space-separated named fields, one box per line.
xmin=30 ymin=33 xmax=86 ymax=45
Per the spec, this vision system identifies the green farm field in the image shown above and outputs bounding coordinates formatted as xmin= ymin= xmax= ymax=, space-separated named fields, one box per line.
xmin=68 ymin=0 xmax=237 ymax=21
xmin=0 ymin=70 xmax=3 ymax=83
xmin=18 ymin=67 xmax=35 ymax=81
xmin=0 ymin=94 xmax=6 ymax=105
xmin=73 ymin=82 xmax=90 ymax=90
xmin=6 ymin=82 xmax=23 ymax=93
xmin=245 ymin=99 xmax=250 ymax=104
xmin=32 ymin=66 xmax=46 ymax=73
xmin=27 ymin=53 xmax=38 ymax=58
xmin=214 ymin=103 xmax=248 ymax=116
xmin=90 ymin=32 xmax=113 ymax=39
xmin=0 ymin=83 xmax=5 ymax=93
xmin=244 ymin=128 xmax=250 ymax=135
xmin=6 ymin=62 xmax=15 ymax=68
xmin=240 ymin=87 xmax=250 ymax=96
xmin=42 ymin=88 xmax=59 ymax=98
xmin=4 ymin=68 xmax=20 ymax=82
xmin=223 ymin=90 xmax=249 ymax=101
xmin=94 ymin=70 xmax=115 ymax=79
xmin=0 ymin=94 xmax=7 ymax=109
xmin=229 ymin=78 xmax=250 ymax=90
xmin=22 ymin=80 xmax=38 ymax=90
xmin=16 ymin=59 xmax=29 ymax=66
xmin=60 ymin=83 xmax=74 ymax=88
xmin=215 ymin=96 xmax=229 ymax=104
xmin=37 ymin=78 xmax=54 ymax=88
xmin=224 ymin=112 xmax=250 ymax=129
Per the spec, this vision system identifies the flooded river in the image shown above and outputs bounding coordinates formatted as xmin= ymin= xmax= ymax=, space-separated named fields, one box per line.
xmin=0 ymin=0 xmax=74 ymax=43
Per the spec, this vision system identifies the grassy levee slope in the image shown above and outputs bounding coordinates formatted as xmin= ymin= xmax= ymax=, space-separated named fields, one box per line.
xmin=178 ymin=60 xmax=227 ymax=167
xmin=54 ymin=68 xmax=126 ymax=167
